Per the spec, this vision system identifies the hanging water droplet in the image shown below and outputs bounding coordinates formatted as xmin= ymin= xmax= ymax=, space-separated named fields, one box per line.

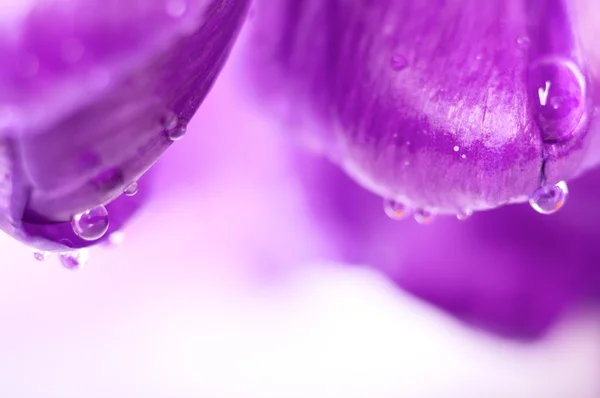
xmin=383 ymin=198 xmax=409 ymax=220
xmin=71 ymin=205 xmax=110 ymax=241
xmin=33 ymin=250 xmax=50 ymax=261
xmin=528 ymin=58 xmax=586 ymax=143
xmin=529 ymin=181 xmax=568 ymax=215
xmin=414 ymin=209 xmax=434 ymax=224
xmin=390 ymin=54 xmax=407 ymax=71
xmin=162 ymin=112 xmax=186 ymax=141
xmin=59 ymin=249 xmax=89 ymax=270
xmin=456 ymin=209 xmax=473 ymax=221
xmin=124 ymin=182 xmax=139 ymax=196
xmin=167 ymin=125 xmax=186 ymax=141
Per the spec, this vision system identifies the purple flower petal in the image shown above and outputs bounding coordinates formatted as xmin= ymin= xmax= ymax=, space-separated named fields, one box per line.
xmin=0 ymin=0 xmax=249 ymax=251
xmin=293 ymin=149 xmax=600 ymax=339
xmin=246 ymin=0 xmax=597 ymax=215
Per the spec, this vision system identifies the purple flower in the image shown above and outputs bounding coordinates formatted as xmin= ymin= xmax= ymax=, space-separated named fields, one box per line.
xmin=2 ymin=0 xmax=600 ymax=341
xmin=245 ymin=0 xmax=600 ymax=216
xmin=240 ymin=0 xmax=600 ymax=339
xmin=0 ymin=0 xmax=249 ymax=252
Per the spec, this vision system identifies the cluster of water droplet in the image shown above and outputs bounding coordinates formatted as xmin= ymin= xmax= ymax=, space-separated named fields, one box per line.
xmin=383 ymin=199 xmax=450 ymax=224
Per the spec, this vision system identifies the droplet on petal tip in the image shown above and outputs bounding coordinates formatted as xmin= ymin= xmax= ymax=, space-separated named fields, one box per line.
xmin=528 ymin=58 xmax=586 ymax=143
xmin=71 ymin=205 xmax=110 ymax=241
xmin=383 ymin=198 xmax=410 ymax=220
xmin=413 ymin=209 xmax=434 ymax=224
xmin=529 ymin=181 xmax=569 ymax=215
xmin=456 ymin=209 xmax=473 ymax=221
xmin=124 ymin=182 xmax=139 ymax=197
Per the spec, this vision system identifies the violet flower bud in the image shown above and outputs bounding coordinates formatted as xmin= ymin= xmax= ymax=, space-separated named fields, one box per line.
xmin=0 ymin=0 xmax=249 ymax=252
xmin=246 ymin=0 xmax=600 ymax=218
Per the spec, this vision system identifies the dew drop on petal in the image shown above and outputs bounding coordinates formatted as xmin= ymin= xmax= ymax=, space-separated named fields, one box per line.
xmin=528 ymin=58 xmax=586 ymax=143
xmin=59 ymin=249 xmax=89 ymax=270
xmin=124 ymin=181 xmax=139 ymax=196
xmin=33 ymin=250 xmax=50 ymax=261
xmin=162 ymin=112 xmax=186 ymax=141
xmin=414 ymin=209 xmax=434 ymax=224
xmin=390 ymin=54 xmax=407 ymax=71
xmin=456 ymin=209 xmax=473 ymax=221
xmin=167 ymin=125 xmax=186 ymax=141
xmin=383 ymin=198 xmax=409 ymax=220
xmin=529 ymin=181 xmax=568 ymax=215
xmin=71 ymin=205 xmax=110 ymax=241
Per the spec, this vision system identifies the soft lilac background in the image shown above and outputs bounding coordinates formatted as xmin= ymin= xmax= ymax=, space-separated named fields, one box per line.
xmin=0 ymin=43 xmax=599 ymax=397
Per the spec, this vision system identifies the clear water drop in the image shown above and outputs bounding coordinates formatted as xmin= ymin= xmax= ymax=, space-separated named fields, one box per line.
xmin=390 ymin=54 xmax=407 ymax=71
xmin=71 ymin=205 xmax=110 ymax=241
xmin=529 ymin=181 xmax=568 ymax=215
xmin=167 ymin=125 xmax=186 ymax=141
xmin=59 ymin=249 xmax=89 ymax=270
xmin=414 ymin=209 xmax=434 ymax=224
xmin=162 ymin=112 xmax=186 ymax=141
xmin=528 ymin=58 xmax=586 ymax=143
xmin=33 ymin=251 xmax=50 ymax=261
xmin=383 ymin=198 xmax=409 ymax=220
xmin=456 ymin=209 xmax=473 ymax=221
xmin=124 ymin=182 xmax=138 ymax=196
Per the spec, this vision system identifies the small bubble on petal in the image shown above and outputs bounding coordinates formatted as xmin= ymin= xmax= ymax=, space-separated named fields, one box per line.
xmin=456 ymin=209 xmax=473 ymax=221
xmin=383 ymin=198 xmax=409 ymax=220
xmin=414 ymin=209 xmax=434 ymax=224
xmin=390 ymin=54 xmax=407 ymax=71
xmin=124 ymin=182 xmax=139 ymax=197
xmin=529 ymin=181 xmax=568 ymax=215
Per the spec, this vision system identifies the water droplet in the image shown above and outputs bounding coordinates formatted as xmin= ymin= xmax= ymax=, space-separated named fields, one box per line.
xmin=383 ymin=198 xmax=409 ymax=220
xmin=414 ymin=209 xmax=434 ymax=224
xmin=162 ymin=112 xmax=186 ymax=141
xmin=453 ymin=145 xmax=460 ymax=152
xmin=124 ymin=182 xmax=138 ymax=196
xmin=516 ymin=36 xmax=530 ymax=47
xmin=59 ymin=249 xmax=89 ymax=270
xmin=528 ymin=58 xmax=586 ymax=143
xmin=390 ymin=54 xmax=407 ymax=71
xmin=71 ymin=205 xmax=110 ymax=241
xmin=456 ymin=209 xmax=473 ymax=221
xmin=33 ymin=251 xmax=50 ymax=261
xmin=167 ymin=125 xmax=186 ymax=141
xmin=529 ymin=181 xmax=568 ymax=215
xmin=461 ymin=154 xmax=467 ymax=159
xmin=166 ymin=0 xmax=187 ymax=18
